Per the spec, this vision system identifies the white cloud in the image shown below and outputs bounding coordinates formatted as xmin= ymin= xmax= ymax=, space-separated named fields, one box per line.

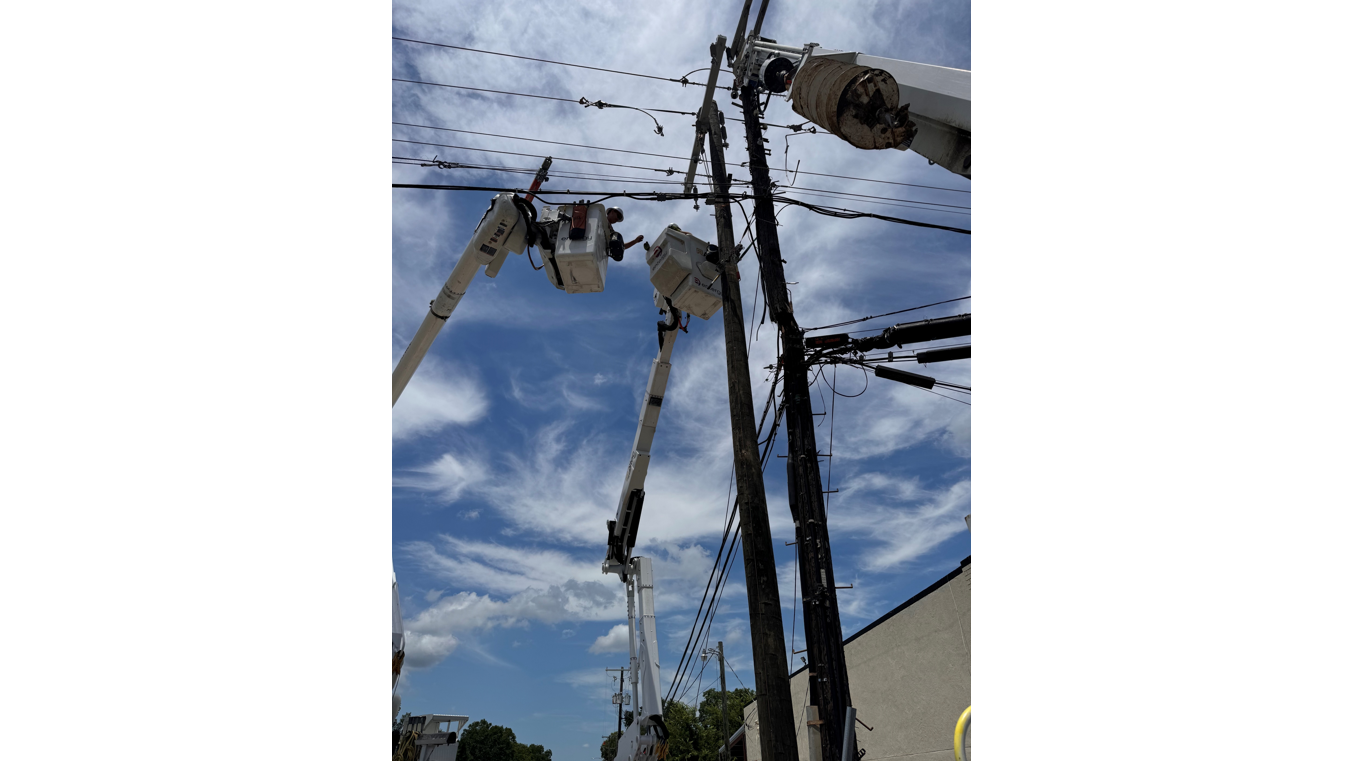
xmin=589 ymin=623 xmax=631 ymax=654
xmin=394 ymin=451 xmax=487 ymax=502
xmin=404 ymin=630 xmax=459 ymax=670
xmin=392 ymin=353 xmax=490 ymax=440
xmin=837 ymin=478 xmax=971 ymax=571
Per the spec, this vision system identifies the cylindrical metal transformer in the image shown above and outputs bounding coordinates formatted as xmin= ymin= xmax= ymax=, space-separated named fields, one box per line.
xmin=789 ymin=56 xmax=916 ymax=150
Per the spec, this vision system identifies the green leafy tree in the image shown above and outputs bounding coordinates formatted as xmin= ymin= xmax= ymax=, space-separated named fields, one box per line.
xmin=655 ymin=688 xmax=757 ymax=760
xmin=515 ymin=742 xmax=552 ymax=761
xmin=601 ymin=731 xmax=620 ymax=761
xmin=456 ymin=719 xmax=519 ymax=761
xmin=600 ymin=710 xmax=634 ymax=761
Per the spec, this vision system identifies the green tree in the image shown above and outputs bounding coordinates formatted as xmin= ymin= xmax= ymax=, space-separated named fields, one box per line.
xmin=656 ymin=688 xmax=756 ymax=760
xmin=600 ymin=710 xmax=634 ymax=761
xmin=456 ymin=719 xmax=519 ymax=761
xmin=515 ymin=742 xmax=552 ymax=761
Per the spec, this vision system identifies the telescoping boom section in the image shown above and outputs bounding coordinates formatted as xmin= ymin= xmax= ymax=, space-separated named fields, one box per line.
xmin=601 ymin=226 xmax=723 ymax=761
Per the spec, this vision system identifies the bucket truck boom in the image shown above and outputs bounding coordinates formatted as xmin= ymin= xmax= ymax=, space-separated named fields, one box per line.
xmin=600 ymin=225 xmax=724 ymax=761
xmin=732 ymin=36 xmax=971 ymax=178
xmin=392 ymin=181 xmax=627 ymax=405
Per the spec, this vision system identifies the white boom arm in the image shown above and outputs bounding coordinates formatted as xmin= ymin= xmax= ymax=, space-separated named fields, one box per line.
xmin=737 ymin=39 xmax=971 ymax=178
xmin=603 ymin=318 xmax=680 ymax=577
xmin=613 ymin=556 xmax=667 ymax=761
xmin=392 ymin=193 xmax=531 ymax=405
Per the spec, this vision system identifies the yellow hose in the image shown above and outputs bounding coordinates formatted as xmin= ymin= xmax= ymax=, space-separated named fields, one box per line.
xmin=953 ymin=706 xmax=971 ymax=761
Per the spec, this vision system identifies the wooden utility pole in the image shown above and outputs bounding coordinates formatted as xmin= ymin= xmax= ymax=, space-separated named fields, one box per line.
xmin=692 ymin=33 xmax=799 ymax=761
xmin=738 ymin=80 xmax=857 ymax=761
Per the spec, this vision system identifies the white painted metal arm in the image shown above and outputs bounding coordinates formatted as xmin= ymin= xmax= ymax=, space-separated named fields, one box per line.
xmin=613 ymin=557 xmax=668 ymax=761
xmin=604 ymin=322 xmax=680 ymax=575
xmin=392 ymin=193 xmax=529 ymax=405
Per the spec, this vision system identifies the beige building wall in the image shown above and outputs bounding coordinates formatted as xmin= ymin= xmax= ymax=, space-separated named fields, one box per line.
xmin=744 ymin=558 xmax=970 ymax=761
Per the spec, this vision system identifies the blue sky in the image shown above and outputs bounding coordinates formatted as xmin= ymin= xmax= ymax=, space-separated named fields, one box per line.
xmin=392 ymin=1 xmax=971 ymax=757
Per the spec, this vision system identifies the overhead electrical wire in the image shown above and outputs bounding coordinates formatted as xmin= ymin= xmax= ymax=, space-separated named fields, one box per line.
xmin=778 ymin=187 xmax=971 ymax=217
xmin=803 ymin=296 xmax=972 ymax=332
xmin=391 ymin=138 xmax=706 ymax=177
xmin=762 ymin=162 xmax=971 ymax=194
xmin=391 ymin=155 xmax=729 ymax=188
xmin=394 ymin=35 xmax=712 ymax=86
xmin=393 ymin=122 xmax=694 ymax=162
xmin=666 ymin=369 xmax=785 ymax=705
xmin=390 ymin=183 xmax=972 ymax=235
xmin=394 ymin=120 xmax=967 ymax=197
xmin=393 ymin=77 xmax=582 ymax=104
xmin=775 ymin=183 xmax=970 ymax=211
xmin=392 ymin=77 xmax=697 ymax=137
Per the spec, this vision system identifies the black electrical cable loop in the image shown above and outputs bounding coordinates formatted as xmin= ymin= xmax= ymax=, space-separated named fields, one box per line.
xmin=393 ymin=36 xmax=691 ymax=84
xmin=829 ymin=365 xmax=871 ymax=398
xmin=578 ymin=98 xmax=669 ymax=136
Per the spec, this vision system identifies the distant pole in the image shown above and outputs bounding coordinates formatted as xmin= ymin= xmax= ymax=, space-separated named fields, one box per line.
xmin=718 ymin=641 xmax=729 ymax=759
xmin=607 ymin=666 xmax=627 ymax=739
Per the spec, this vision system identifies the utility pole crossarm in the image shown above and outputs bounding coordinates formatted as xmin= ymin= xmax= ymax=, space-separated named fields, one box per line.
xmin=681 ymin=35 xmax=729 ymax=197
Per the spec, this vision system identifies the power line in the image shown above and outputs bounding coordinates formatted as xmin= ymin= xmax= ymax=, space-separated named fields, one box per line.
xmin=803 ymin=296 xmax=972 ymax=332
xmin=392 ymin=158 xmax=702 ymax=187
xmin=391 ymin=77 xmax=696 ymax=118
xmin=667 ymin=370 xmax=786 ymax=705
xmin=392 ymin=155 xmax=724 ymax=187
xmin=777 ymin=183 xmax=970 ymax=211
xmin=779 ymin=187 xmax=971 ymax=217
xmin=394 ymin=77 xmax=580 ymax=104
xmin=393 ymin=35 xmax=702 ymax=85
xmin=393 ymin=120 xmax=968 ymax=199
xmin=763 ymin=163 xmax=971 ymax=195
xmin=394 ymin=122 xmax=694 ymax=162
xmin=391 ymin=138 xmax=701 ymax=177
xmin=390 ymin=183 xmax=972 ymax=235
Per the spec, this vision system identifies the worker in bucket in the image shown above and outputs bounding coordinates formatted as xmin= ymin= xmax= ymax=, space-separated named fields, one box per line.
xmin=606 ymin=206 xmax=645 ymax=261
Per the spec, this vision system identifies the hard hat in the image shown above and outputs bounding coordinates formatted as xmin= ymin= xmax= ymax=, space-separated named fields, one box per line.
xmin=607 ymin=206 xmax=624 ymax=221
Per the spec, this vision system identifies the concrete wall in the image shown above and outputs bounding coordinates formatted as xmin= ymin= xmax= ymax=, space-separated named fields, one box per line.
xmin=745 ymin=558 xmax=970 ymax=761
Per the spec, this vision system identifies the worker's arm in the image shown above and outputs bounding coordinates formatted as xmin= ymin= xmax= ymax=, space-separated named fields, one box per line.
xmin=623 ymin=235 xmax=645 ymax=249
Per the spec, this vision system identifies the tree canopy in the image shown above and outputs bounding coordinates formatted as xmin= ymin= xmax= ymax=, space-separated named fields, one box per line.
xmin=601 ymin=689 xmax=755 ymax=761
xmin=455 ymin=718 xmax=553 ymax=761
